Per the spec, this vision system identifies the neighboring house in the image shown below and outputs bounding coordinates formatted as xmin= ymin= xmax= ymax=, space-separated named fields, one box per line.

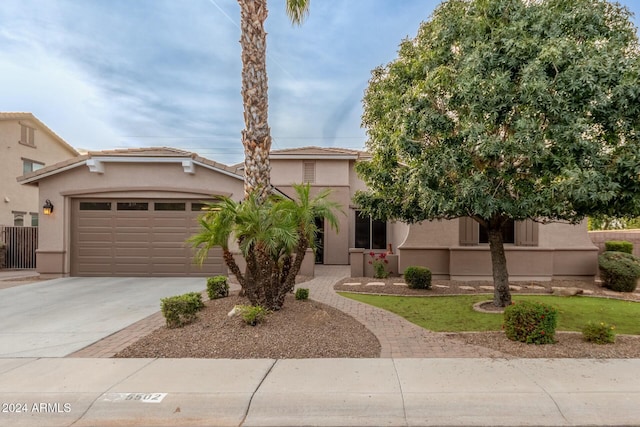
xmin=19 ymin=148 xmax=245 ymax=277
xmin=0 ymin=112 xmax=79 ymax=227
xmin=20 ymin=145 xmax=598 ymax=280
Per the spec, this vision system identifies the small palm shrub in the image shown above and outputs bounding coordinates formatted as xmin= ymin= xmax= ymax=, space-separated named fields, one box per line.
xmin=504 ymin=301 xmax=557 ymax=344
xmin=582 ymin=321 xmax=616 ymax=344
xmin=599 ymin=251 xmax=640 ymax=292
xmin=161 ymin=292 xmax=204 ymax=328
xmin=295 ymin=288 xmax=309 ymax=300
xmin=604 ymin=240 xmax=633 ymax=254
xmin=404 ymin=266 xmax=432 ymax=289
xmin=236 ymin=305 xmax=269 ymax=326
xmin=207 ymin=276 xmax=229 ymax=300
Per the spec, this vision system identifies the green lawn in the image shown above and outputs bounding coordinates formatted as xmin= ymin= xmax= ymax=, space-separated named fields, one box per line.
xmin=338 ymin=293 xmax=640 ymax=334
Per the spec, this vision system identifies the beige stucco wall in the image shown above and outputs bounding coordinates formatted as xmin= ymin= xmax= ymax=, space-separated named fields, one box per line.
xmin=396 ymin=218 xmax=598 ymax=281
xmin=33 ymin=161 xmax=244 ymax=276
xmin=271 ymin=158 xmax=352 ymax=265
xmin=274 ymin=184 xmax=350 ymax=265
xmin=271 ymin=158 xmax=350 ymax=188
xmin=0 ymin=119 xmax=77 ymax=226
xmin=589 ymin=229 xmax=640 ymax=258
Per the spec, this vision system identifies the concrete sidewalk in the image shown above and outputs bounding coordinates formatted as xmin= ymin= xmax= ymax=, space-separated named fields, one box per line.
xmin=0 ymin=357 xmax=638 ymax=427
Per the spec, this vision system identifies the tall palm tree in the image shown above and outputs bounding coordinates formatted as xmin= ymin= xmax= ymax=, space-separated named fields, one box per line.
xmin=238 ymin=0 xmax=310 ymax=201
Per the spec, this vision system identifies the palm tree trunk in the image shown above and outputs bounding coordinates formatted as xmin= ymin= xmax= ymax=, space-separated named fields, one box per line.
xmin=223 ymin=249 xmax=245 ymax=287
xmin=239 ymin=0 xmax=271 ymax=202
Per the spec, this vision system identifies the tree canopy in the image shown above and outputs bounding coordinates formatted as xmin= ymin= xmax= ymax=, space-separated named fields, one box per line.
xmin=357 ymin=0 xmax=640 ymax=223
xmin=355 ymin=0 xmax=640 ymax=306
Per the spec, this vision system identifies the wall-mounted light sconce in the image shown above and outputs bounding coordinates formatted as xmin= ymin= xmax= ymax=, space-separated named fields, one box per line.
xmin=43 ymin=199 xmax=54 ymax=215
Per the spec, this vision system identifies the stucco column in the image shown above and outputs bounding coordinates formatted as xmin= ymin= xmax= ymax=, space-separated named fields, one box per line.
xmin=349 ymin=248 xmax=365 ymax=277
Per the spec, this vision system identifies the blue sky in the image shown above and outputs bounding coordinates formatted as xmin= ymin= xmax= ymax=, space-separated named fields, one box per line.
xmin=2 ymin=0 xmax=640 ymax=165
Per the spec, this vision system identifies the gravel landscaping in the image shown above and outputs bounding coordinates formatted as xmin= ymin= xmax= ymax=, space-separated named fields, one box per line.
xmin=114 ymin=275 xmax=640 ymax=360
xmin=115 ymin=293 xmax=381 ymax=359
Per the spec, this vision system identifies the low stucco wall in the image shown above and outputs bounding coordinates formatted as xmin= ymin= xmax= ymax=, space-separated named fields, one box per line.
xmin=349 ymin=249 xmax=399 ymax=278
xmin=397 ymin=245 xmax=597 ymax=281
xmin=589 ymin=230 xmax=640 ymax=257
xmin=395 ymin=219 xmax=598 ymax=281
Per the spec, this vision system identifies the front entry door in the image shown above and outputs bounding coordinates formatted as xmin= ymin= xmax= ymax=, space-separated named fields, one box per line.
xmin=314 ymin=217 xmax=324 ymax=264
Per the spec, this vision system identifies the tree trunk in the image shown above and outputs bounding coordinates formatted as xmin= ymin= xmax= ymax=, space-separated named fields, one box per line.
xmin=275 ymin=235 xmax=309 ymax=307
xmin=238 ymin=0 xmax=271 ymax=202
xmin=487 ymin=228 xmax=512 ymax=307
xmin=223 ymin=249 xmax=245 ymax=288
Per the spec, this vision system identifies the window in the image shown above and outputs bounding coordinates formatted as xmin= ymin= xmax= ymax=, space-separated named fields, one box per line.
xmin=30 ymin=213 xmax=39 ymax=227
xmin=191 ymin=201 xmax=219 ymax=211
xmin=117 ymin=202 xmax=148 ymax=211
xmin=459 ymin=217 xmax=538 ymax=246
xmin=80 ymin=202 xmax=112 ymax=210
xmin=22 ymin=159 xmax=44 ymax=174
xmin=154 ymin=202 xmax=186 ymax=211
xmin=303 ymin=161 xmax=315 ymax=183
xmin=355 ymin=210 xmax=387 ymax=250
xmin=191 ymin=202 xmax=208 ymax=212
xmin=479 ymin=219 xmax=515 ymax=244
xmin=13 ymin=213 xmax=25 ymax=227
xmin=19 ymin=124 xmax=36 ymax=147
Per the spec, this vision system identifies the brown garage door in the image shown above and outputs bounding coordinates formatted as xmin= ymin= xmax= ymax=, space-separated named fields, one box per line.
xmin=71 ymin=199 xmax=225 ymax=277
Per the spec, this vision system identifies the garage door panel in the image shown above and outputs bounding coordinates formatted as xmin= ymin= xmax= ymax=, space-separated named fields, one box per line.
xmin=115 ymin=221 xmax=149 ymax=230
xmin=113 ymin=247 xmax=149 ymax=257
xmin=77 ymin=232 xmax=114 ymax=242
xmin=72 ymin=198 xmax=224 ymax=277
xmin=77 ymin=247 xmax=112 ymax=257
xmin=153 ymin=217 xmax=189 ymax=227
xmin=78 ymin=218 xmax=112 ymax=227
xmin=114 ymin=233 xmax=150 ymax=243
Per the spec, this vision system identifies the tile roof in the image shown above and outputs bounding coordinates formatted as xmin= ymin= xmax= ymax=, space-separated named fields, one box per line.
xmin=18 ymin=147 xmax=242 ymax=184
xmin=270 ymin=146 xmax=369 ymax=158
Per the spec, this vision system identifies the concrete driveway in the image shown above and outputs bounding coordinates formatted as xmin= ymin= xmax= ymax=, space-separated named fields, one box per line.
xmin=0 ymin=277 xmax=206 ymax=357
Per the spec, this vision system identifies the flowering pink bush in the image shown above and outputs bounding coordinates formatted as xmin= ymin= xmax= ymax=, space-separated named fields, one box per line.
xmin=368 ymin=252 xmax=390 ymax=278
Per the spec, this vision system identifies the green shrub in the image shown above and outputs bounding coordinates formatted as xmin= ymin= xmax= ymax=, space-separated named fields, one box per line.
xmin=161 ymin=292 xmax=204 ymax=328
xmin=599 ymin=251 xmax=640 ymax=292
xmin=582 ymin=321 xmax=616 ymax=344
xmin=295 ymin=288 xmax=309 ymax=300
xmin=604 ymin=240 xmax=633 ymax=254
xmin=236 ymin=305 xmax=269 ymax=326
xmin=404 ymin=266 xmax=432 ymax=289
xmin=503 ymin=301 xmax=558 ymax=344
xmin=207 ymin=276 xmax=229 ymax=300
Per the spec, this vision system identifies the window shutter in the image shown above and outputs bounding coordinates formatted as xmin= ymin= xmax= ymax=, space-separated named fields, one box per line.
xmin=303 ymin=161 xmax=315 ymax=183
xmin=516 ymin=219 xmax=539 ymax=246
xmin=19 ymin=124 xmax=36 ymax=146
xmin=459 ymin=217 xmax=479 ymax=245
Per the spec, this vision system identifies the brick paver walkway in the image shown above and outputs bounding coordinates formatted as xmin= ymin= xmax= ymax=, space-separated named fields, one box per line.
xmin=69 ymin=266 xmax=506 ymax=358
xmin=306 ymin=265 xmax=506 ymax=358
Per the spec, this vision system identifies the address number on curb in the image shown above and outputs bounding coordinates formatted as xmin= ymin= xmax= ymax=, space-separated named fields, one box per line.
xmin=100 ymin=393 xmax=167 ymax=403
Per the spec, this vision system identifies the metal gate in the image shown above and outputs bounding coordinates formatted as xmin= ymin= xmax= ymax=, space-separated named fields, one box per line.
xmin=0 ymin=226 xmax=38 ymax=269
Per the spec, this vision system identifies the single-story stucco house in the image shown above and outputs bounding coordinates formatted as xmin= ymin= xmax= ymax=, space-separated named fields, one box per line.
xmin=19 ymin=146 xmax=598 ymax=280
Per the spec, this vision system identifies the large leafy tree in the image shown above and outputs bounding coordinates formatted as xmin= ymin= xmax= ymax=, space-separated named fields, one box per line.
xmin=238 ymin=0 xmax=310 ymax=201
xmin=191 ymin=184 xmax=341 ymax=310
xmin=355 ymin=0 xmax=640 ymax=306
